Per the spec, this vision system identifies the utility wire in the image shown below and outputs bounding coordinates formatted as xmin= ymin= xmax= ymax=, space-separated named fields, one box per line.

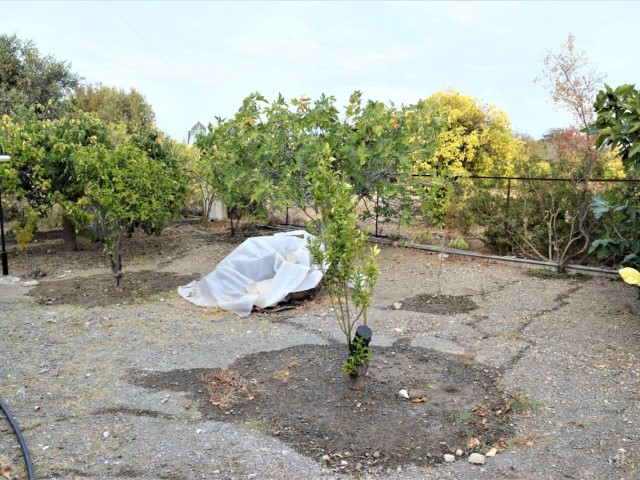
xmin=105 ymin=0 xmax=218 ymax=140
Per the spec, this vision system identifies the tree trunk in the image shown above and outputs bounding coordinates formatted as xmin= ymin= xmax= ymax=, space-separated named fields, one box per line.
xmin=228 ymin=206 xmax=241 ymax=237
xmin=62 ymin=215 xmax=78 ymax=252
xmin=347 ymin=362 xmax=369 ymax=391
xmin=108 ymin=233 xmax=124 ymax=291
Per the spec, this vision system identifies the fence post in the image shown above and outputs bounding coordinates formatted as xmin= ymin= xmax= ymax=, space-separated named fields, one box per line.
xmin=502 ymin=178 xmax=512 ymax=255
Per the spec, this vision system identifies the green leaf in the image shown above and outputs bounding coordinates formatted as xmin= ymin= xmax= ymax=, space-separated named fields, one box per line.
xmin=628 ymin=142 xmax=640 ymax=159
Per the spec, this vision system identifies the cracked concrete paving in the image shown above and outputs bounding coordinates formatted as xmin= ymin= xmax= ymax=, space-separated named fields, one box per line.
xmin=1 ymin=243 xmax=639 ymax=479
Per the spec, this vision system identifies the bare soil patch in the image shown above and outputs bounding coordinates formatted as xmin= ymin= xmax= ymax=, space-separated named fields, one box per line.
xmin=131 ymin=342 xmax=512 ymax=476
xmin=26 ymin=270 xmax=198 ymax=307
xmin=395 ymin=293 xmax=478 ymax=315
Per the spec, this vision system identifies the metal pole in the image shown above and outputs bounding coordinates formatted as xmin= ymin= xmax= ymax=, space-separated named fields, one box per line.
xmin=0 ymin=186 xmax=8 ymax=275
xmin=0 ymin=153 xmax=11 ymax=275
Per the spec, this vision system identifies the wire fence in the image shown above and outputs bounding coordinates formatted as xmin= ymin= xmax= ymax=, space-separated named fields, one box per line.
xmin=274 ymin=175 xmax=640 ymax=245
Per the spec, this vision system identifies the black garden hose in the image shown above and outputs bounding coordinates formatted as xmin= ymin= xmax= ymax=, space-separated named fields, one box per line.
xmin=0 ymin=398 xmax=36 ymax=480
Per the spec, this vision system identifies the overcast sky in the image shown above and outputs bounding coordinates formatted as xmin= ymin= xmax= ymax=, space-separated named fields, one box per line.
xmin=3 ymin=1 xmax=639 ymax=142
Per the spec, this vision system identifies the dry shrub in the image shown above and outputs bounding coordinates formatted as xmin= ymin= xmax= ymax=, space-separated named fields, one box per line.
xmin=199 ymin=368 xmax=260 ymax=409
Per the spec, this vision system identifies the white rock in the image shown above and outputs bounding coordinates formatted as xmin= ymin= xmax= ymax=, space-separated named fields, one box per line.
xmin=443 ymin=454 xmax=455 ymax=463
xmin=485 ymin=447 xmax=497 ymax=457
xmin=0 ymin=276 xmax=21 ymax=285
xmin=22 ymin=280 xmax=39 ymax=287
xmin=398 ymin=389 xmax=409 ymax=399
xmin=455 ymin=449 xmax=463 ymax=456
xmin=393 ymin=328 xmax=404 ymax=333
xmin=340 ymin=460 xmax=348 ymax=466
xmin=393 ymin=302 xmax=403 ymax=310
xmin=468 ymin=453 xmax=485 ymax=465
xmin=103 ymin=431 xmax=109 ymax=438
xmin=322 ymin=454 xmax=331 ymax=463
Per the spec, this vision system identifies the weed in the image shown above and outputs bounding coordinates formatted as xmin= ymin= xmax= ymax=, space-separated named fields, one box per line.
xmin=498 ymin=329 xmax=520 ymax=341
xmin=493 ymin=416 xmax=512 ymax=436
xmin=525 ymin=268 xmax=588 ymax=280
xmin=411 ymin=231 xmax=433 ymax=244
xmin=508 ymin=390 xmax=540 ymax=415
xmin=241 ymin=418 xmax=281 ymax=435
xmin=452 ymin=411 xmax=473 ymax=424
xmin=341 ymin=340 xmax=372 ymax=375
xmin=272 ymin=370 xmax=290 ymax=382
xmin=285 ymin=356 xmax=301 ymax=369
xmin=448 ymin=237 xmax=469 ymax=250
xmin=31 ymin=266 xmax=47 ymax=279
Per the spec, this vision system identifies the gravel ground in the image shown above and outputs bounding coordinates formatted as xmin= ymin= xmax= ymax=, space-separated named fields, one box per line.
xmin=1 ymin=224 xmax=639 ymax=479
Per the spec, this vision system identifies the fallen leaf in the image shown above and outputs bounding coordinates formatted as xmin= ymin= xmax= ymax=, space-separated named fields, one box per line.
xmin=410 ymin=397 xmax=428 ymax=403
xmin=467 ymin=437 xmax=481 ymax=449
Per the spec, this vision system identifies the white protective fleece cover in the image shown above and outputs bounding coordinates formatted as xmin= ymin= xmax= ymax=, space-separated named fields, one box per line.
xmin=177 ymin=230 xmax=322 ymax=317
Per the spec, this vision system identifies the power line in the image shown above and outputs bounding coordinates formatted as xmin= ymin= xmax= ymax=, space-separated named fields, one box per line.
xmin=105 ymin=1 xmax=217 ymax=140
xmin=106 ymin=1 xmax=158 ymax=54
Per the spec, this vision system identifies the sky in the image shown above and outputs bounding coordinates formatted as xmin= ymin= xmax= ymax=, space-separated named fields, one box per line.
xmin=3 ymin=1 xmax=640 ymax=143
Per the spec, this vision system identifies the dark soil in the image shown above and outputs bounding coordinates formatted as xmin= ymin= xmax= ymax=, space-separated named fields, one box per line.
xmin=395 ymin=293 xmax=478 ymax=315
xmin=15 ymin=222 xmax=273 ymax=307
xmin=131 ymin=342 xmax=513 ymax=476
xmin=26 ymin=270 xmax=198 ymax=307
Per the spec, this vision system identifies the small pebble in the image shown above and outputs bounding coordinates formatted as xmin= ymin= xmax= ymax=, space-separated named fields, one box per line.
xmin=455 ymin=449 xmax=463 ymax=456
xmin=468 ymin=453 xmax=485 ymax=465
xmin=443 ymin=454 xmax=455 ymax=463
